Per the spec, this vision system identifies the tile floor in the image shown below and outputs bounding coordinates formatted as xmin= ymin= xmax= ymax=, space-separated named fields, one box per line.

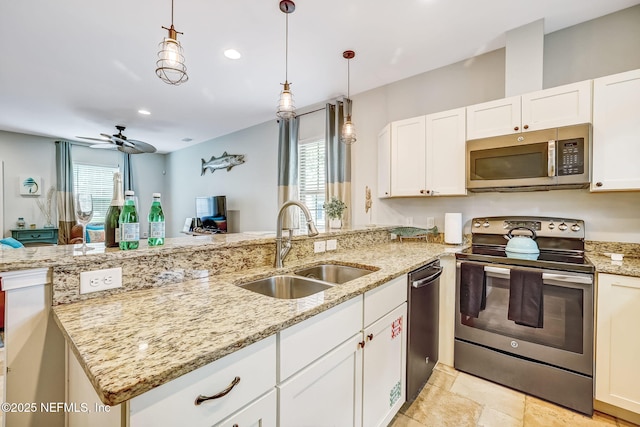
xmin=390 ymin=364 xmax=639 ymax=427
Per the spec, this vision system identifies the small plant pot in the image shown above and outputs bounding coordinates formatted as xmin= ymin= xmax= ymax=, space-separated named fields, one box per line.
xmin=329 ymin=219 xmax=342 ymax=229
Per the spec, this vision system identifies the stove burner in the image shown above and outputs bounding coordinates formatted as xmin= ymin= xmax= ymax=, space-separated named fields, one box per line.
xmin=456 ymin=247 xmax=594 ymax=273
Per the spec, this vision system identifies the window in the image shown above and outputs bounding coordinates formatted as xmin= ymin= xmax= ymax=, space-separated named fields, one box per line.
xmin=73 ymin=163 xmax=119 ymax=223
xmin=298 ymin=138 xmax=325 ymax=231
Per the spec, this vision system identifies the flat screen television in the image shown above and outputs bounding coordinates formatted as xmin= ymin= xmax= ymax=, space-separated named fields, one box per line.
xmin=195 ymin=195 xmax=227 ymax=233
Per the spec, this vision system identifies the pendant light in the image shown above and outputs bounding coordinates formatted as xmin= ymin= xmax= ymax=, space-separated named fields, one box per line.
xmin=340 ymin=50 xmax=357 ymax=144
xmin=276 ymin=0 xmax=296 ymax=119
xmin=156 ymin=0 xmax=188 ymax=85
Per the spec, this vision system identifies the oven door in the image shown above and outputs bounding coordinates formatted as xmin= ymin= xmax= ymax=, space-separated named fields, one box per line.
xmin=455 ymin=261 xmax=593 ymax=376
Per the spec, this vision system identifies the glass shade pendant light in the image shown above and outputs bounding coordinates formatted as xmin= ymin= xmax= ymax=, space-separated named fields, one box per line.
xmin=156 ymin=0 xmax=188 ymax=85
xmin=340 ymin=50 xmax=357 ymax=144
xmin=276 ymin=0 xmax=296 ymax=119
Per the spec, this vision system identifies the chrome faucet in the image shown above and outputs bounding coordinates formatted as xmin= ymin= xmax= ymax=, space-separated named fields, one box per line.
xmin=275 ymin=200 xmax=319 ymax=268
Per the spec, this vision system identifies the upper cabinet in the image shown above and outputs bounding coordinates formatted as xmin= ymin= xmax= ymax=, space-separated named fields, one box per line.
xmin=379 ymin=108 xmax=466 ymax=198
xmin=466 ymin=80 xmax=592 ymax=140
xmin=591 ymin=68 xmax=640 ymax=192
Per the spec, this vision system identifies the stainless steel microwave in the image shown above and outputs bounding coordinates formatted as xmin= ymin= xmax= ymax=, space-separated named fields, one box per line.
xmin=466 ymin=123 xmax=591 ymax=192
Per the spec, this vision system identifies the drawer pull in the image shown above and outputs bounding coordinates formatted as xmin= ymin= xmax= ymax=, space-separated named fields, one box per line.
xmin=194 ymin=376 xmax=240 ymax=406
xmin=367 ymin=333 xmax=374 ymax=341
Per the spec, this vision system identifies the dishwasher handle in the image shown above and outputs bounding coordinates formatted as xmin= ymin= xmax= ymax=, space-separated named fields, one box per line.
xmin=411 ymin=266 xmax=443 ymax=288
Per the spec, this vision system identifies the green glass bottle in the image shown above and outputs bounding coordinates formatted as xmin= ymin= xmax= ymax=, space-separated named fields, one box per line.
xmin=119 ymin=190 xmax=139 ymax=250
xmin=105 ymin=172 xmax=124 ymax=248
xmin=148 ymin=193 xmax=165 ymax=246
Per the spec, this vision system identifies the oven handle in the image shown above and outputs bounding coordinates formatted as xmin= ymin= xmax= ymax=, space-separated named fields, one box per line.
xmin=483 ymin=265 xmax=592 ymax=285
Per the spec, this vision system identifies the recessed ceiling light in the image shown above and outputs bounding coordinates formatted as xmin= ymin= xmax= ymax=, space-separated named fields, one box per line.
xmin=224 ymin=49 xmax=242 ymax=60
xmin=138 ymin=109 xmax=151 ymax=115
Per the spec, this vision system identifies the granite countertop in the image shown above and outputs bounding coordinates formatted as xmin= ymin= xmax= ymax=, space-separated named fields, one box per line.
xmin=586 ymin=253 xmax=640 ymax=277
xmin=53 ymin=241 xmax=458 ymax=407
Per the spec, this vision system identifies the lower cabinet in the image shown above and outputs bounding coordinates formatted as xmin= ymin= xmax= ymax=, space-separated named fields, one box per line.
xmin=278 ymin=334 xmax=364 ymax=427
xmin=595 ymin=273 xmax=640 ymax=417
xmin=64 ymin=275 xmax=410 ymax=427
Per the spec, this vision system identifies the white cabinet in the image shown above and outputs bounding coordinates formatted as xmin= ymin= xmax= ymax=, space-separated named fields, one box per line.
xmin=1 ymin=269 xmax=65 ymax=427
xmin=362 ymin=303 xmax=407 ymax=427
xmin=595 ymin=273 xmax=640 ymax=415
xmin=591 ymin=68 xmax=640 ymax=192
xmin=278 ymin=334 xmax=363 ymax=427
xmin=377 ymin=124 xmax=391 ymax=198
xmin=466 ymin=80 xmax=592 ymax=140
xmin=129 ymin=336 xmax=276 ymax=426
xmin=390 ymin=116 xmax=426 ymax=197
xmin=214 ymin=389 xmax=276 ymax=427
xmin=382 ymin=108 xmax=466 ymax=197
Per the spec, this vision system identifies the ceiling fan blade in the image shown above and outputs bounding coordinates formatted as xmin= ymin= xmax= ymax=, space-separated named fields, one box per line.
xmin=117 ymin=145 xmax=145 ymax=154
xmin=77 ymin=136 xmax=111 ymax=142
xmin=127 ymin=139 xmax=157 ymax=153
xmin=100 ymin=133 xmax=116 ymax=140
xmin=90 ymin=143 xmax=117 ymax=150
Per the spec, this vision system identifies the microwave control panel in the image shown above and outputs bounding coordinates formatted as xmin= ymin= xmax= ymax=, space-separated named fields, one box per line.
xmin=557 ymin=138 xmax=584 ymax=176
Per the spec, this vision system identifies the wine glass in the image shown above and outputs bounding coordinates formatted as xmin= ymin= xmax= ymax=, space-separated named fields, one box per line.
xmin=74 ymin=193 xmax=94 ymax=252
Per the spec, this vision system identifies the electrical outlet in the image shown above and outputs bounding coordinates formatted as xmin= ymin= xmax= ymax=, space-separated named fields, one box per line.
xmin=405 ymin=217 xmax=414 ymax=225
xmin=80 ymin=267 xmax=123 ymax=294
xmin=326 ymin=239 xmax=337 ymax=251
xmin=314 ymin=241 xmax=326 ymax=253
xmin=142 ymin=231 xmax=149 ymax=239
xmin=426 ymin=217 xmax=435 ymax=228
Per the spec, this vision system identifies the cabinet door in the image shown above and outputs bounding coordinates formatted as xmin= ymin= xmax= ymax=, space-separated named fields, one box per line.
xmin=426 ymin=107 xmax=467 ymax=196
xmin=377 ymin=124 xmax=392 ymax=198
xmin=521 ymin=80 xmax=592 ymax=132
xmin=391 ymin=116 xmax=426 ymax=196
xmin=595 ymin=274 xmax=640 ymax=414
xmin=362 ymin=303 xmax=407 ymax=427
xmin=591 ymin=69 xmax=640 ymax=191
xmin=466 ymin=96 xmax=521 ymax=140
xmin=214 ymin=390 xmax=276 ymax=427
xmin=278 ymin=334 xmax=363 ymax=427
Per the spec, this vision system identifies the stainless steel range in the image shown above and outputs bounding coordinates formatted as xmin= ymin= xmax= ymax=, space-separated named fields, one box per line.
xmin=455 ymin=216 xmax=595 ymax=415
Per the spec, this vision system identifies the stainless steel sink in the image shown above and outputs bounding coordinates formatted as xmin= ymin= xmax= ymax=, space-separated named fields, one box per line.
xmin=294 ymin=264 xmax=374 ymax=284
xmin=237 ymin=275 xmax=333 ymax=299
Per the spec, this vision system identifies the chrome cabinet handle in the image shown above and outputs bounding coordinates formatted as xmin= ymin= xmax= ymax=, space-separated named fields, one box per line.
xmin=194 ymin=376 xmax=240 ymax=406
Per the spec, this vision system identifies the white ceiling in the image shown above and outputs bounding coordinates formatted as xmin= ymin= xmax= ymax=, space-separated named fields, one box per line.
xmin=1 ymin=0 xmax=639 ymax=154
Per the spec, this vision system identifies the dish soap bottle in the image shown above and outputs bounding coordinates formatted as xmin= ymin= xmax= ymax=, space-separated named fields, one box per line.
xmin=147 ymin=193 xmax=165 ymax=246
xmin=119 ymin=190 xmax=139 ymax=250
xmin=105 ymin=172 xmax=124 ymax=248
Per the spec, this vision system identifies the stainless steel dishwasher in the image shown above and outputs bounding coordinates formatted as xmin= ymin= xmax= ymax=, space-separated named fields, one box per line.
xmin=406 ymin=259 xmax=442 ymax=402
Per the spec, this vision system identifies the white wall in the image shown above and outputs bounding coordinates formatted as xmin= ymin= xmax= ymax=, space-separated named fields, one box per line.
xmin=350 ymin=5 xmax=640 ymax=243
xmin=0 ymin=130 xmax=167 ymax=238
xmin=165 ymin=120 xmax=279 ymax=236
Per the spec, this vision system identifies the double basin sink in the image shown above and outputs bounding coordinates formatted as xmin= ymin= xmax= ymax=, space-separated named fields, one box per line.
xmin=237 ymin=264 xmax=376 ymax=299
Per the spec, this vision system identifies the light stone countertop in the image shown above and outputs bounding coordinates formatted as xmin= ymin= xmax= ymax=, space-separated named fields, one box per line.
xmin=586 ymin=253 xmax=640 ymax=277
xmin=53 ymin=241 xmax=456 ymax=407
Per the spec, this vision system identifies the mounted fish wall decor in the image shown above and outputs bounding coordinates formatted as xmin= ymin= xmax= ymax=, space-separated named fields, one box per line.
xmin=201 ymin=152 xmax=246 ymax=175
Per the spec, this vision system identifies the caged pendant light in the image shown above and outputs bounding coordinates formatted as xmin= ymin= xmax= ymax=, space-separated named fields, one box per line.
xmin=340 ymin=50 xmax=357 ymax=144
xmin=276 ymin=0 xmax=296 ymax=119
xmin=156 ymin=0 xmax=188 ymax=85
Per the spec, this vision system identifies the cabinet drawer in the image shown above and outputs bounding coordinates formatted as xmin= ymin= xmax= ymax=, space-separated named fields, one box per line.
xmin=12 ymin=229 xmax=57 ymax=243
xmin=279 ymin=297 xmax=362 ymax=381
xmin=214 ymin=389 xmax=276 ymax=427
xmin=130 ymin=335 xmax=276 ymax=426
xmin=364 ymin=275 xmax=407 ymax=327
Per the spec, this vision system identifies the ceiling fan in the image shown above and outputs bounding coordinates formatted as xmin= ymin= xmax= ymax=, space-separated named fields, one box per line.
xmin=77 ymin=125 xmax=157 ymax=154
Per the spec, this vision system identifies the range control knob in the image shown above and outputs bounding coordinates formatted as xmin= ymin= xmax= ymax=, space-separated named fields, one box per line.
xmin=483 ymin=221 xmax=490 ymax=228
xmin=571 ymin=223 xmax=581 ymax=232
xmin=548 ymin=222 xmax=555 ymax=230
xmin=558 ymin=222 xmax=568 ymax=231
xmin=473 ymin=221 xmax=482 ymax=228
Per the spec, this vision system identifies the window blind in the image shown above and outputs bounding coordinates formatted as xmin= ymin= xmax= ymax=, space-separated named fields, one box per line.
xmin=73 ymin=163 xmax=119 ymax=223
xmin=298 ymin=138 xmax=325 ymax=231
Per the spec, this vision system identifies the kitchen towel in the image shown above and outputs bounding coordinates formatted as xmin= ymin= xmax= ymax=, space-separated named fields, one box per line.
xmin=459 ymin=262 xmax=486 ymax=318
xmin=444 ymin=213 xmax=463 ymax=244
xmin=507 ymin=269 xmax=544 ymax=328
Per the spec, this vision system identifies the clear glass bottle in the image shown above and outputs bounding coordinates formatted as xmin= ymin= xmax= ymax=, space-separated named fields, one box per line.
xmin=119 ymin=190 xmax=139 ymax=250
xmin=148 ymin=193 xmax=165 ymax=246
xmin=105 ymin=172 xmax=124 ymax=248
xmin=17 ymin=217 xmax=26 ymax=229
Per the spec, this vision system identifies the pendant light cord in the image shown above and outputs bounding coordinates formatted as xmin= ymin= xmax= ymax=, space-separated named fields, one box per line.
xmin=171 ymin=0 xmax=174 ymax=26
xmin=347 ymin=58 xmax=350 ymax=99
xmin=285 ymin=13 xmax=289 ymax=82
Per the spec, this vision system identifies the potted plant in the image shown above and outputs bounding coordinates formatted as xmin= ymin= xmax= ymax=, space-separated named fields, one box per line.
xmin=323 ymin=197 xmax=347 ymax=229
